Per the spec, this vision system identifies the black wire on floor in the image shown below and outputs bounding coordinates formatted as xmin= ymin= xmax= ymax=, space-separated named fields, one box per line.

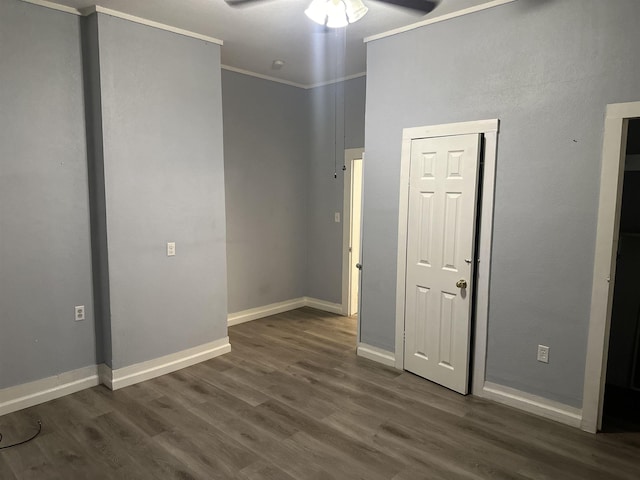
xmin=0 ymin=420 xmax=42 ymax=450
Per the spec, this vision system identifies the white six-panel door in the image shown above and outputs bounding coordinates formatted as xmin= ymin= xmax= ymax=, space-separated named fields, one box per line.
xmin=404 ymin=134 xmax=481 ymax=394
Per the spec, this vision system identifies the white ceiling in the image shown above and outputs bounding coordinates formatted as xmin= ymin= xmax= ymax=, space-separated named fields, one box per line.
xmin=48 ymin=0 xmax=488 ymax=86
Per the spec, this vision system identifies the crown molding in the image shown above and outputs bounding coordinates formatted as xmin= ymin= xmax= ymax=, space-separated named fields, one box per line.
xmin=306 ymin=72 xmax=366 ymax=89
xmin=19 ymin=0 xmax=81 ymax=15
xmin=364 ymin=0 xmax=518 ymax=43
xmin=222 ymin=65 xmax=308 ymax=89
xmin=19 ymin=2 xmax=223 ymax=45
xmin=222 ymin=65 xmax=366 ymax=90
xmin=81 ymin=6 xmax=223 ymax=45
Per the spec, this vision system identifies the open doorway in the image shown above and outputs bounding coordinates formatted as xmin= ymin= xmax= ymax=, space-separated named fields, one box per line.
xmin=342 ymin=148 xmax=364 ymax=322
xmin=602 ymin=119 xmax=640 ymax=432
xmin=583 ymin=101 xmax=640 ymax=433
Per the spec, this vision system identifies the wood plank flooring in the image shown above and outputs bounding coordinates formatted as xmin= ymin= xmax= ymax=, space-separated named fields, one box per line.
xmin=1 ymin=307 xmax=640 ymax=479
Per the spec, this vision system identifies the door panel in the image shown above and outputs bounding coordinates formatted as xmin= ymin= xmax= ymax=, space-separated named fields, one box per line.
xmin=404 ymin=134 xmax=481 ymax=394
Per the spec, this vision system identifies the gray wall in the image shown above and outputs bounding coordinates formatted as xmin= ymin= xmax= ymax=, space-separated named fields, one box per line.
xmin=0 ymin=1 xmax=96 ymax=388
xmin=307 ymin=76 xmax=366 ymax=304
xmin=363 ymin=0 xmax=640 ymax=407
xmin=0 ymin=0 xmax=365 ymax=390
xmin=82 ymin=13 xmax=112 ymax=367
xmin=94 ymin=14 xmax=228 ymax=369
xmin=222 ymin=70 xmax=309 ymax=313
xmin=223 ymin=73 xmax=365 ymax=312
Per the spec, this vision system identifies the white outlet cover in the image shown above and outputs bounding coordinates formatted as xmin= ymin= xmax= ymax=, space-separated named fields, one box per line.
xmin=75 ymin=305 xmax=85 ymax=321
xmin=167 ymin=242 xmax=176 ymax=256
xmin=334 ymin=212 xmax=340 ymax=223
xmin=537 ymin=345 xmax=549 ymax=363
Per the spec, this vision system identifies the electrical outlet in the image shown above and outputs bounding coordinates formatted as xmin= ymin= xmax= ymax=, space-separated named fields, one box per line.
xmin=334 ymin=212 xmax=340 ymax=223
xmin=75 ymin=305 xmax=85 ymax=322
xmin=537 ymin=344 xmax=549 ymax=363
xmin=167 ymin=242 xmax=176 ymax=256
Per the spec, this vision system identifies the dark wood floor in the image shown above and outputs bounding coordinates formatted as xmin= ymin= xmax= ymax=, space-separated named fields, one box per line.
xmin=1 ymin=307 xmax=640 ymax=479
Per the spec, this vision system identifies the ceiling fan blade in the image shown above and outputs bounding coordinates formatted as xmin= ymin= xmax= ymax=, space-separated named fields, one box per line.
xmin=224 ymin=0 xmax=269 ymax=7
xmin=375 ymin=0 xmax=439 ymax=14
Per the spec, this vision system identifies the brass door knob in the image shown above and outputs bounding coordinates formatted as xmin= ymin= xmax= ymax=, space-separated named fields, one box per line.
xmin=456 ymin=279 xmax=468 ymax=289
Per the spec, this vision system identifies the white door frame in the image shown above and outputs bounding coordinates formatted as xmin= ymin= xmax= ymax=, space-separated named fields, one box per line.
xmin=342 ymin=148 xmax=365 ymax=326
xmin=395 ymin=119 xmax=499 ymax=396
xmin=582 ymin=101 xmax=640 ymax=433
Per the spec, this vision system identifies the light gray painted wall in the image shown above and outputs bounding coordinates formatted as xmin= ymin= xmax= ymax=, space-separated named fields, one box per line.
xmin=0 ymin=0 xmax=96 ymax=388
xmin=95 ymin=14 xmax=228 ymax=369
xmin=363 ymin=0 xmax=640 ymax=407
xmin=307 ymin=76 xmax=366 ymax=304
xmin=82 ymin=14 xmax=112 ymax=366
xmin=222 ymin=70 xmax=309 ymax=313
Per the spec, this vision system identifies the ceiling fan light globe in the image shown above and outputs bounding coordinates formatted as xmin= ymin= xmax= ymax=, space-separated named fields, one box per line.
xmin=344 ymin=0 xmax=368 ymax=23
xmin=326 ymin=0 xmax=348 ymax=28
xmin=305 ymin=0 xmax=328 ymax=26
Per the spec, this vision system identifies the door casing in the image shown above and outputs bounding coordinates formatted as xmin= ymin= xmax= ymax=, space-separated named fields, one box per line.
xmin=583 ymin=101 xmax=640 ymax=433
xmin=395 ymin=119 xmax=499 ymax=396
xmin=349 ymin=158 xmax=363 ymax=317
xmin=342 ymin=148 xmax=365 ymax=338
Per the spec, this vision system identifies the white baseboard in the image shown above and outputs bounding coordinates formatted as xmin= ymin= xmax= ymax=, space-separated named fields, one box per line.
xmin=98 ymin=364 xmax=113 ymax=390
xmin=227 ymin=297 xmax=344 ymax=327
xmin=101 ymin=337 xmax=231 ymax=391
xmin=228 ymin=298 xmax=306 ymax=327
xmin=356 ymin=343 xmax=396 ymax=367
xmin=303 ymin=297 xmax=343 ymax=315
xmin=0 ymin=365 xmax=100 ymax=417
xmin=0 ymin=338 xmax=232 ymax=416
xmin=481 ymin=381 xmax=583 ymax=428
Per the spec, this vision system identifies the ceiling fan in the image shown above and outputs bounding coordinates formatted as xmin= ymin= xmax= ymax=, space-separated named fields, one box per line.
xmin=225 ymin=0 xmax=440 ymax=29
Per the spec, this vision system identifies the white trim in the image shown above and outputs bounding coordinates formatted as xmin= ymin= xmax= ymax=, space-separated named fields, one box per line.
xmin=357 ymin=343 xmax=396 ymax=367
xmin=82 ymin=6 xmax=223 ymax=45
xmin=583 ymin=101 xmax=640 ymax=433
xmin=395 ymin=131 xmax=412 ymax=370
xmin=227 ymin=297 xmax=344 ymax=327
xmin=356 ymin=152 xmax=366 ymax=345
xmin=228 ymin=298 xmax=306 ymax=327
xmin=0 ymin=338 xmax=232 ymax=414
xmin=222 ymin=65 xmax=366 ymax=90
xmin=102 ymin=338 xmax=231 ymax=391
xmin=607 ymin=101 xmax=640 ymax=119
xmin=482 ymin=382 xmax=583 ymax=429
xmin=98 ymin=363 xmax=113 ymax=390
xmin=342 ymin=148 xmax=365 ymax=317
xmin=304 ymin=297 xmax=343 ymax=315
xmin=401 ymin=119 xmax=499 ymax=141
xmin=221 ymin=65 xmax=308 ymax=89
xmin=364 ymin=0 xmax=517 ymax=43
xmin=305 ymin=72 xmax=367 ymax=90
xmin=395 ymin=119 xmax=499 ymax=399
xmin=19 ymin=0 xmax=82 ymax=15
xmin=0 ymin=366 xmax=99 ymax=417
xmin=471 ymin=129 xmax=498 ymax=396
